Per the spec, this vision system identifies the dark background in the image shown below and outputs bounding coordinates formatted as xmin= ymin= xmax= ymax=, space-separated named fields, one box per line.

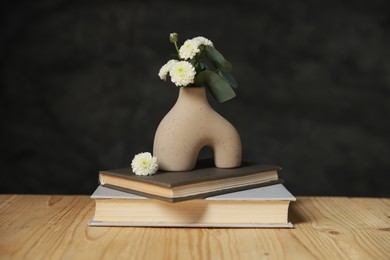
xmin=1 ymin=0 xmax=389 ymax=197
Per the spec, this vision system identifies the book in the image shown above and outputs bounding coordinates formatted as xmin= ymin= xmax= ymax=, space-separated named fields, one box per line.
xmin=98 ymin=161 xmax=281 ymax=202
xmin=89 ymin=184 xmax=296 ymax=228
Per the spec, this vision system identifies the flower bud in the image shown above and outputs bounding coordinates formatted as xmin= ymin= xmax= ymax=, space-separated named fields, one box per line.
xmin=169 ymin=33 xmax=178 ymax=43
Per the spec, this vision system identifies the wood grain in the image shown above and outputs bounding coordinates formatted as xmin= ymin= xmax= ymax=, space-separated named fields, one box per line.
xmin=0 ymin=195 xmax=389 ymax=259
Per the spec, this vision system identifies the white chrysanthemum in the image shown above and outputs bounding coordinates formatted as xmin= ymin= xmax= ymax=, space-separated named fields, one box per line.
xmin=179 ymin=39 xmax=201 ymax=60
xmin=192 ymin=36 xmax=213 ymax=47
xmin=158 ymin=59 xmax=178 ymax=80
xmin=169 ymin=61 xmax=196 ymax=87
xmin=131 ymin=152 xmax=158 ymax=176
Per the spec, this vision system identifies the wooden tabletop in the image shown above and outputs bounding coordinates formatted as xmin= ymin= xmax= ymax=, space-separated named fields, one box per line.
xmin=0 ymin=195 xmax=389 ymax=259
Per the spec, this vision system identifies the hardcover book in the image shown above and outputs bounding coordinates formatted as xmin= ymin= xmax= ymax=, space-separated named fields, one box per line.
xmin=99 ymin=161 xmax=281 ymax=202
xmin=89 ymin=184 xmax=296 ymax=228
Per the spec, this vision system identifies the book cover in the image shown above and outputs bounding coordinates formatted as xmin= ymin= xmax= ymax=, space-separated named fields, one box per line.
xmin=89 ymin=184 xmax=296 ymax=228
xmin=99 ymin=160 xmax=282 ymax=202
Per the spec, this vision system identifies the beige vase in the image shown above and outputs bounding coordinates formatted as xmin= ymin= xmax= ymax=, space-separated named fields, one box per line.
xmin=153 ymin=86 xmax=241 ymax=171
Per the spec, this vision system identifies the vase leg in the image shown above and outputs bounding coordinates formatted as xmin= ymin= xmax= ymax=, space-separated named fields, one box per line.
xmin=153 ymin=135 xmax=200 ymax=171
xmin=212 ymin=132 xmax=242 ymax=168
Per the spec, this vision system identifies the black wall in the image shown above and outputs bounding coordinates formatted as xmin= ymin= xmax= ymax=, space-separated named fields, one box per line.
xmin=1 ymin=0 xmax=390 ymax=197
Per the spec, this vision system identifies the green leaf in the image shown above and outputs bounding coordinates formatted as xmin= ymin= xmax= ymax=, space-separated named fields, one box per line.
xmin=199 ymin=62 xmax=210 ymax=71
xmin=205 ymin=46 xmax=232 ymax=72
xmin=195 ymin=70 xmax=236 ymax=103
xmin=218 ymin=70 xmax=238 ymax=88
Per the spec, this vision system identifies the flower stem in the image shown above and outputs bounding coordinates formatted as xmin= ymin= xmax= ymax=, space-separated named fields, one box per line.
xmin=174 ymin=42 xmax=179 ymax=55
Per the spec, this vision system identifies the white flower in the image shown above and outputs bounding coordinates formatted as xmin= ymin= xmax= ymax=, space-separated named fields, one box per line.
xmin=178 ymin=36 xmax=213 ymax=60
xmin=158 ymin=59 xmax=178 ymax=80
xmin=131 ymin=152 xmax=158 ymax=176
xmin=192 ymin=36 xmax=213 ymax=47
xmin=169 ymin=61 xmax=196 ymax=87
xmin=179 ymin=39 xmax=201 ymax=60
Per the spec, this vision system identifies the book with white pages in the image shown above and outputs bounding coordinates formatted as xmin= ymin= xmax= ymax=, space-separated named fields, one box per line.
xmin=89 ymin=183 xmax=296 ymax=228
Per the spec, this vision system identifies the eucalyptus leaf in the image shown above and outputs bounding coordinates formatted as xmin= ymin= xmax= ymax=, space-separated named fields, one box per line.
xmin=205 ymin=46 xmax=232 ymax=72
xmin=218 ymin=70 xmax=238 ymax=88
xmin=195 ymin=70 xmax=236 ymax=103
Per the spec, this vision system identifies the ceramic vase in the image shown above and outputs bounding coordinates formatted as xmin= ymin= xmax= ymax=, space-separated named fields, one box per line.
xmin=153 ymin=87 xmax=241 ymax=171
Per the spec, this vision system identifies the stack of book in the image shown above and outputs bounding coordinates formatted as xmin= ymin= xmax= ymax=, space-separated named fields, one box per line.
xmin=89 ymin=161 xmax=296 ymax=228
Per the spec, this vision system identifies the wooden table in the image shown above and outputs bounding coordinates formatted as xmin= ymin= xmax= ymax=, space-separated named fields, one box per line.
xmin=0 ymin=195 xmax=389 ymax=259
